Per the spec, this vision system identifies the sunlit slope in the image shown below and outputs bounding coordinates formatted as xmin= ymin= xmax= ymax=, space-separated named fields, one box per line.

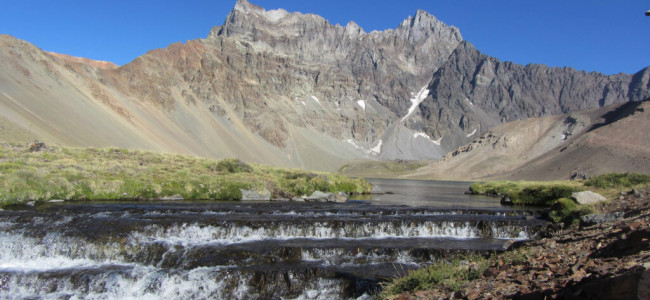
xmin=403 ymin=100 xmax=650 ymax=180
xmin=0 ymin=35 xmax=363 ymax=171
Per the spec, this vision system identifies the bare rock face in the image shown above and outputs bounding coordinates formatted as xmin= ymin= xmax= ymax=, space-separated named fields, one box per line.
xmin=414 ymin=41 xmax=650 ymax=154
xmin=1 ymin=0 xmax=649 ymax=170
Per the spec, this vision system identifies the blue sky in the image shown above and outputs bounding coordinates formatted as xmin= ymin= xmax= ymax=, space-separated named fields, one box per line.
xmin=1 ymin=0 xmax=648 ymax=75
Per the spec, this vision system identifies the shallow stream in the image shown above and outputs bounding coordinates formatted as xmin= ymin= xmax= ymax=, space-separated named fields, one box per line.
xmin=0 ymin=179 xmax=547 ymax=299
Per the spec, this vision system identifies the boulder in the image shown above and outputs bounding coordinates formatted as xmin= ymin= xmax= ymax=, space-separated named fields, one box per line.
xmin=159 ymin=194 xmax=184 ymax=201
xmin=240 ymin=188 xmax=271 ymax=201
xmin=304 ymin=191 xmax=348 ymax=203
xmin=580 ymin=212 xmax=624 ymax=226
xmin=571 ymin=191 xmax=606 ymax=205
xmin=304 ymin=191 xmax=330 ymax=202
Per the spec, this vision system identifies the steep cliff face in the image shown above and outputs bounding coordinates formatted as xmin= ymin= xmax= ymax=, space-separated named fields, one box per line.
xmin=1 ymin=0 xmax=649 ymax=171
xmin=411 ymin=41 xmax=650 ymax=153
xmin=131 ymin=0 xmax=463 ymax=146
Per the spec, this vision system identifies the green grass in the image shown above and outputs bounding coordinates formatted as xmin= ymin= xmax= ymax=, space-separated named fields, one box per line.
xmin=469 ymin=180 xmax=590 ymax=226
xmin=585 ymin=173 xmax=650 ymax=189
xmin=549 ymin=198 xmax=593 ymax=227
xmin=380 ymin=255 xmax=488 ymax=299
xmin=469 ymin=180 xmax=580 ymax=206
xmin=338 ymin=160 xmax=429 ymax=178
xmin=0 ymin=143 xmax=371 ymax=207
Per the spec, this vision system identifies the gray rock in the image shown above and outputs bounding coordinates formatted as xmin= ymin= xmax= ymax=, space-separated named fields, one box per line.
xmin=304 ymin=191 xmax=331 ymax=202
xmin=580 ymin=212 xmax=625 ymax=226
xmin=304 ymin=191 xmax=348 ymax=203
xmin=333 ymin=192 xmax=349 ymax=203
xmin=160 ymin=194 xmax=184 ymax=201
xmin=571 ymin=191 xmax=607 ymax=205
xmin=240 ymin=188 xmax=271 ymax=201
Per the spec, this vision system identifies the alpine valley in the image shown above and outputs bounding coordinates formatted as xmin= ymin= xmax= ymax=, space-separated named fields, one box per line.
xmin=1 ymin=0 xmax=649 ymax=176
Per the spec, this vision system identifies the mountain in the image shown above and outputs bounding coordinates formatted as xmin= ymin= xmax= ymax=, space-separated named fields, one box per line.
xmin=398 ymin=99 xmax=650 ymax=180
xmin=1 ymin=0 xmax=649 ymax=172
xmin=407 ymin=42 xmax=650 ymax=155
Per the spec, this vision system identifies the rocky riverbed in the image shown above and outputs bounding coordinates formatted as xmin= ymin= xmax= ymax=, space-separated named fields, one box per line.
xmin=395 ymin=188 xmax=650 ymax=299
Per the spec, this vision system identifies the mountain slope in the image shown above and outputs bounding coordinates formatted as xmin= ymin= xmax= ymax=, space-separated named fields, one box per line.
xmin=1 ymin=0 xmax=649 ymax=173
xmin=402 ymin=99 xmax=650 ymax=180
xmin=405 ymin=41 xmax=650 ymax=154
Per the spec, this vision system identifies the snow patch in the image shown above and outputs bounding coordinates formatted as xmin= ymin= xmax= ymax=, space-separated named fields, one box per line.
xmin=413 ymin=132 xmax=430 ymax=139
xmin=466 ymin=98 xmax=474 ymax=106
xmin=466 ymin=129 xmax=477 ymax=138
xmin=346 ymin=139 xmax=362 ymax=150
xmin=301 ymin=101 xmax=306 ymax=106
xmin=311 ymin=96 xmax=320 ymax=104
xmin=370 ymin=140 xmax=382 ymax=154
xmin=346 ymin=139 xmax=380 ymax=155
xmin=413 ymin=132 xmax=442 ymax=146
xmin=357 ymin=100 xmax=366 ymax=111
xmin=401 ymin=86 xmax=430 ymax=122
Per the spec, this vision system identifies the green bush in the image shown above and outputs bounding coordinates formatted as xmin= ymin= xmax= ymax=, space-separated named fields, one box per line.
xmin=549 ymin=198 xmax=592 ymax=226
xmin=469 ymin=181 xmax=518 ymax=195
xmin=585 ymin=173 xmax=650 ymax=188
xmin=214 ymin=159 xmax=253 ymax=173
xmin=209 ymin=181 xmax=246 ymax=200
xmin=506 ymin=185 xmax=576 ymax=206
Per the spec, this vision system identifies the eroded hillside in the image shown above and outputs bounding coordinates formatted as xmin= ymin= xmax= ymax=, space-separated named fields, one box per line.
xmin=1 ymin=0 xmax=649 ymax=172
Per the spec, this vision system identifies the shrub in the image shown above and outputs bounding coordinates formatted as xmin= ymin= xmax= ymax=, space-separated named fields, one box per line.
xmin=549 ymin=198 xmax=592 ymax=226
xmin=506 ymin=185 xmax=576 ymax=206
xmin=585 ymin=173 xmax=650 ymax=189
xmin=469 ymin=181 xmax=518 ymax=196
xmin=382 ymin=255 xmax=488 ymax=297
xmin=209 ymin=181 xmax=247 ymax=200
xmin=214 ymin=159 xmax=253 ymax=173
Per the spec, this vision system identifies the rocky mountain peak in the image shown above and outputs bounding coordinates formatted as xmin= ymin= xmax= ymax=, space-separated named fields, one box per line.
xmin=232 ymin=0 xmax=289 ymax=22
xmin=345 ymin=21 xmax=365 ymax=36
xmin=397 ymin=9 xmax=462 ymax=43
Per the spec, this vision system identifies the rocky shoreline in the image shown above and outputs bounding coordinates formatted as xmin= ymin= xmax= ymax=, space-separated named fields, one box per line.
xmin=395 ymin=188 xmax=650 ymax=299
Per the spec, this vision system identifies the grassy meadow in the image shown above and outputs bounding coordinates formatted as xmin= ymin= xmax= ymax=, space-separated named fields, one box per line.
xmin=0 ymin=142 xmax=371 ymax=207
xmin=468 ymin=173 xmax=650 ymax=226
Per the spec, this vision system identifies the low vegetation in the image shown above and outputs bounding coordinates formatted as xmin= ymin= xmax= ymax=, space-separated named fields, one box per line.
xmin=468 ymin=174 xmax=649 ymax=227
xmin=0 ymin=142 xmax=371 ymax=207
xmin=338 ymin=160 xmax=428 ymax=178
xmin=469 ymin=181 xmax=580 ymax=206
xmin=381 ymin=254 xmax=489 ymax=298
xmin=585 ymin=172 xmax=650 ymax=189
xmin=383 ymin=173 xmax=650 ymax=298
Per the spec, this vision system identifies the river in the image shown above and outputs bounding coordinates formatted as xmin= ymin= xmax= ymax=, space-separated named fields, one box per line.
xmin=0 ymin=179 xmax=547 ymax=299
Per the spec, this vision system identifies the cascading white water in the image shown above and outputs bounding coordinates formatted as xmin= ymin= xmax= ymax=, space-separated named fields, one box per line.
xmin=0 ymin=180 xmax=548 ymax=299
